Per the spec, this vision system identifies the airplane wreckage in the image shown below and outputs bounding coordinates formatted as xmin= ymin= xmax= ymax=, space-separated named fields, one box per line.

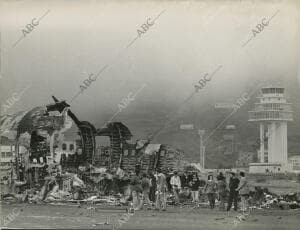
xmin=0 ymin=97 xmax=189 ymax=187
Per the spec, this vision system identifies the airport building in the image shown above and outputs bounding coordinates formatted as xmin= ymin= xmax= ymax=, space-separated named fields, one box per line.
xmin=248 ymin=87 xmax=294 ymax=173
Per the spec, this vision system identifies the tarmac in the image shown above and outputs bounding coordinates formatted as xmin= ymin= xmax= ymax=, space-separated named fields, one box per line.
xmin=1 ymin=203 xmax=300 ymax=229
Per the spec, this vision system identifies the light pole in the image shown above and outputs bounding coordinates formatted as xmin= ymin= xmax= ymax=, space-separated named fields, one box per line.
xmin=198 ymin=129 xmax=205 ymax=169
xmin=180 ymin=125 xmax=206 ymax=169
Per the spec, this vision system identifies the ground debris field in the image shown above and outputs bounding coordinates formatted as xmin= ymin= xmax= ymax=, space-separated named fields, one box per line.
xmin=1 ymin=204 xmax=300 ymax=230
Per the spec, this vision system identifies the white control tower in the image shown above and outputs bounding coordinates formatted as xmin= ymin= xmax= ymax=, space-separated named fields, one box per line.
xmin=248 ymin=87 xmax=293 ymax=173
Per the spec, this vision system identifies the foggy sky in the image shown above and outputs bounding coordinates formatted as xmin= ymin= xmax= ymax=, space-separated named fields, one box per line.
xmin=1 ymin=0 xmax=300 ymax=127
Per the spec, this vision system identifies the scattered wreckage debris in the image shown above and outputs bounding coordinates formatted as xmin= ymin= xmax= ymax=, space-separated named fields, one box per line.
xmin=1 ymin=97 xmax=299 ymax=212
xmin=1 ymin=96 xmax=188 ymax=205
xmin=248 ymin=187 xmax=300 ymax=210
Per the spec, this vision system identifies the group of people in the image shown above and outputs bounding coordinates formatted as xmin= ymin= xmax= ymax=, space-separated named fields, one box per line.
xmin=129 ymin=170 xmax=250 ymax=212
xmin=130 ymin=169 xmax=168 ymax=211
xmin=202 ymin=171 xmax=250 ymax=212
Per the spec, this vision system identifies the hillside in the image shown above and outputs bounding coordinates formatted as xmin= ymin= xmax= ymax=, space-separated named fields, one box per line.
xmin=61 ymin=80 xmax=300 ymax=169
xmin=108 ymin=82 xmax=300 ymax=168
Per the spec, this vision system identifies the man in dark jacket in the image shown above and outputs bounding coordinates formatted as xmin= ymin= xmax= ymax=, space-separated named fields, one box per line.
xmin=226 ymin=172 xmax=240 ymax=211
xmin=149 ymin=171 xmax=157 ymax=202
xmin=181 ymin=171 xmax=192 ymax=189
xmin=190 ymin=173 xmax=200 ymax=203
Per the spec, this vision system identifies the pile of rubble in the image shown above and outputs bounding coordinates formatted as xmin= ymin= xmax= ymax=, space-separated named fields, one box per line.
xmin=1 ymin=164 xmax=134 ymax=206
xmin=249 ymin=187 xmax=300 ymax=210
xmin=1 ymin=162 xmax=299 ymax=210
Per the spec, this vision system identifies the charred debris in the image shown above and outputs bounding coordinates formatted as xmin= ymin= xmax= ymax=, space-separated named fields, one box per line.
xmin=0 ymin=96 xmax=187 ymax=203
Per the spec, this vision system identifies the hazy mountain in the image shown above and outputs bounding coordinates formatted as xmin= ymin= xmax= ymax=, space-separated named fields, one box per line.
xmin=96 ymin=80 xmax=300 ymax=168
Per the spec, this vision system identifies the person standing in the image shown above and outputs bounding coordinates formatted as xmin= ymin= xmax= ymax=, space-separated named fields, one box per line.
xmin=111 ymin=168 xmax=119 ymax=195
xmin=130 ymin=172 xmax=142 ymax=210
xmin=236 ymin=171 xmax=250 ymax=212
xmin=140 ymin=173 xmax=152 ymax=209
xmin=72 ymin=174 xmax=85 ymax=200
xmin=149 ymin=171 xmax=157 ymax=203
xmin=166 ymin=172 xmax=172 ymax=192
xmin=226 ymin=172 xmax=240 ymax=211
xmin=9 ymin=160 xmax=17 ymax=193
xmin=217 ymin=172 xmax=227 ymax=211
xmin=170 ymin=171 xmax=181 ymax=205
xmin=155 ymin=170 xmax=167 ymax=211
xmin=190 ymin=173 xmax=200 ymax=203
xmin=181 ymin=171 xmax=192 ymax=189
xmin=203 ymin=175 xmax=217 ymax=209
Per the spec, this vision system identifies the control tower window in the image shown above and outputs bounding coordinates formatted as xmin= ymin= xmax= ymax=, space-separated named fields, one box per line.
xmin=276 ymin=88 xmax=284 ymax=94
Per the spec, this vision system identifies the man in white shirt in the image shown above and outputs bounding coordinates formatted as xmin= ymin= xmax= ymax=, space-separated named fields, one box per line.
xmin=170 ymin=171 xmax=181 ymax=205
xmin=155 ymin=170 xmax=167 ymax=211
